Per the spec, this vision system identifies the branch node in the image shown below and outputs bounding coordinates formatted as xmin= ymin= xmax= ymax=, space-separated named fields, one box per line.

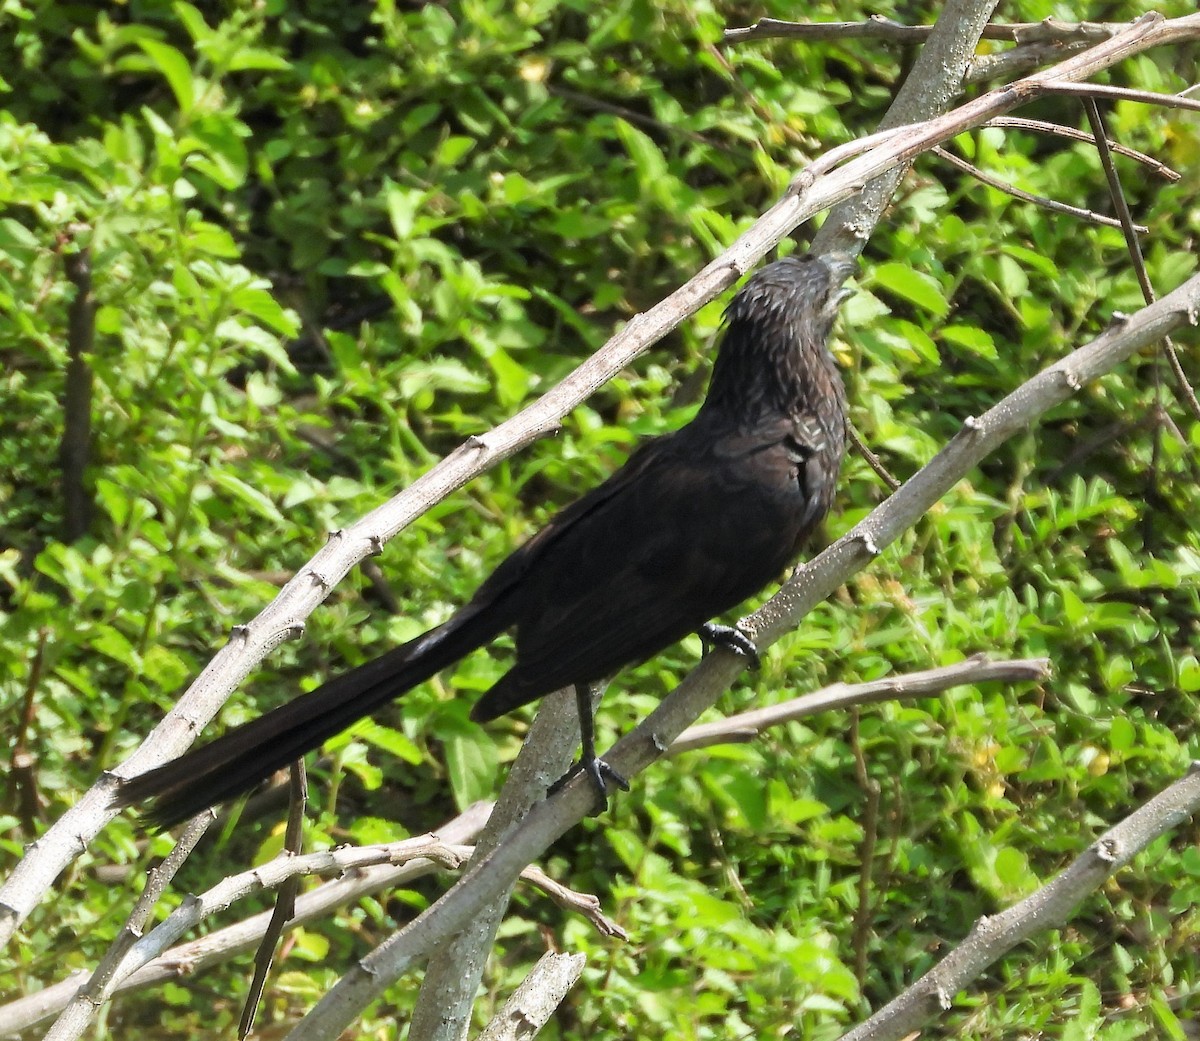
xmin=308 ymin=569 xmax=331 ymax=592
xmin=650 ymin=733 xmax=669 ymax=754
xmin=285 ymin=622 xmax=306 ymax=642
xmin=326 ymin=528 xmax=345 ymax=543
xmin=1060 ymin=370 xmax=1083 ymax=392
xmin=787 ymin=168 xmax=816 ymax=197
xmin=367 ymin=534 xmax=385 ymax=557
xmin=1095 ymin=837 xmax=1120 ymax=863
xmin=466 ymin=433 xmax=492 ymax=452
xmin=858 ymin=531 xmax=881 ymax=557
xmin=231 ymin=624 xmax=251 ymax=642
xmin=962 ymin=415 xmax=983 ymax=431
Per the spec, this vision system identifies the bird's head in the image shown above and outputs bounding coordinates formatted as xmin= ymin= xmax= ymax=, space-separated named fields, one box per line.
xmin=723 ymin=251 xmax=856 ymax=346
xmin=702 ymin=251 xmax=855 ymax=421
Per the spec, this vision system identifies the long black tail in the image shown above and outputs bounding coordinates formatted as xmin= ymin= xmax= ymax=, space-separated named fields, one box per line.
xmin=114 ymin=604 xmax=504 ymax=829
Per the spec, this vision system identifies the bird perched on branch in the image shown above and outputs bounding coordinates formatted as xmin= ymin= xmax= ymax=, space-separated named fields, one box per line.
xmin=116 ymin=251 xmax=855 ymax=828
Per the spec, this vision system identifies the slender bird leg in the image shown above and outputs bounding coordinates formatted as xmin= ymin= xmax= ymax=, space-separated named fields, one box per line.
xmin=698 ymin=622 xmax=761 ymax=670
xmin=549 ymin=683 xmax=629 ymax=814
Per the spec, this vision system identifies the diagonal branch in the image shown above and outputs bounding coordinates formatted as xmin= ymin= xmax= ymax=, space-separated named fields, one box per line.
xmin=0 ymin=804 xmax=487 ymax=1035
xmin=966 ymin=40 xmax=1092 ymax=84
xmin=983 ymin=116 xmax=1181 ymax=180
xmin=669 ymin=655 xmax=1050 ymax=753
xmin=930 ymin=144 xmax=1148 ymax=230
xmin=722 ymin=17 xmax=1126 ymax=47
xmin=40 ymin=812 xmax=213 ymax=1041
xmin=837 ymin=764 xmax=1200 ymax=1041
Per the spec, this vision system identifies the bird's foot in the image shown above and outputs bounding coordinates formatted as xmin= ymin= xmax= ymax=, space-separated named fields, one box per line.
xmin=698 ymin=622 xmax=761 ymax=670
xmin=550 ymin=756 xmax=630 ymax=815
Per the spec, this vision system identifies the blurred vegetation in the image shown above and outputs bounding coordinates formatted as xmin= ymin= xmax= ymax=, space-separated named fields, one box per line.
xmin=1 ymin=0 xmax=1198 ymax=1037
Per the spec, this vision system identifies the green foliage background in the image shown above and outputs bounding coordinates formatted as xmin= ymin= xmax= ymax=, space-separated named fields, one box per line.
xmin=1 ymin=0 xmax=1198 ymax=1037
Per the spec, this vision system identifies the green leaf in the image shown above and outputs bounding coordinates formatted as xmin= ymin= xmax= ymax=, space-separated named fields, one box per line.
xmin=210 ymin=471 xmax=284 ymax=524
xmin=1109 ymin=715 xmax=1135 ymax=754
xmin=288 ymin=929 xmax=331 ymax=962
xmin=1179 ymin=655 xmax=1200 ymax=692
xmin=940 ymin=324 xmax=998 ymax=359
xmin=172 ymin=2 xmax=214 ymax=45
xmin=89 ymin=625 xmax=139 ymax=668
xmin=993 ymin=846 xmax=1035 ymax=894
xmin=347 ymin=721 xmax=423 ymax=765
xmin=872 ymin=262 xmax=949 ymax=316
xmin=225 ymin=48 xmax=291 ymax=72
xmin=436 ymin=135 xmax=475 ymax=166
xmin=229 ymin=283 xmax=300 ymax=337
xmin=138 ymin=39 xmax=195 ymax=113
xmin=1149 ymin=996 xmax=1189 ymax=1041
xmin=384 ymin=179 xmax=423 ymax=240
xmin=615 ymin=119 xmax=668 ymax=189
xmin=486 ymin=347 xmax=532 ymax=407
xmin=547 ymin=209 xmax=610 ymax=239
xmin=444 ymin=728 xmax=497 ymax=810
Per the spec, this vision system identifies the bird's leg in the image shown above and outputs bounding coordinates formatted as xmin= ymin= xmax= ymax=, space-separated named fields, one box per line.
xmin=549 ymin=683 xmax=629 ymax=814
xmin=698 ymin=622 xmax=761 ymax=670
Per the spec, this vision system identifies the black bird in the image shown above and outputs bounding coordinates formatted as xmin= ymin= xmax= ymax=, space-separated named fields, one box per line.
xmin=116 ymin=252 xmax=854 ymax=828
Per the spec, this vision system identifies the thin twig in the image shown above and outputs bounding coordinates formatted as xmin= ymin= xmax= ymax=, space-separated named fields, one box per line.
xmin=240 ymin=760 xmax=309 ymax=1038
xmin=966 ymin=41 xmax=1092 ymax=84
xmin=931 ymin=145 xmax=1147 ymax=231
xmin=849 ymin=711 xmax=881 ymax=985
xmin=59 ymin=231 xmax=95 ymax=543
xmin=1163 ymin=343 xmax=1200 ymax=424
xmin=853 ymin=778 xmax=881 ymax=984
xmin=10 ymin=630 xmax=48 ymax=833
xmin=517 ymin=862 xmax=627 ymax=939
xmin=670 ymin=655 xmax=1050 ymax=753
xmin=1084 ymin=98 xmax=1200 ymax=426
xmin=548 ymin=85 xmax=718 ymax=149
xmin=722 ymin=17 xmax=1124 ymax=46
xmin=1086 ymin=94 xmax=1168 ymax=518
xmin=849 ymin=424 xmax=902 ymax=491
xmin=1085 ymin=100 xmax=1151 ymax=280
xmin=983 ymin=117 xmax=1180 ymax=180
xmin=1037 ymin=81 xmax=1200 ymax=113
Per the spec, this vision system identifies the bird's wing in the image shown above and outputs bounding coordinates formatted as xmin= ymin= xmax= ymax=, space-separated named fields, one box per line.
xmin=463 ymin=427 xmax=687 ymax=608
xmin=475 ymin=420 xmax=807 ymax=713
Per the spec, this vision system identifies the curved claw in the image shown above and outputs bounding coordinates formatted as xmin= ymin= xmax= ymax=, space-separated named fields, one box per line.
xmin=550 ymin=756 xmax=629 ymax=815
xmin=698 ymin=622 xmax=761 ymax=670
